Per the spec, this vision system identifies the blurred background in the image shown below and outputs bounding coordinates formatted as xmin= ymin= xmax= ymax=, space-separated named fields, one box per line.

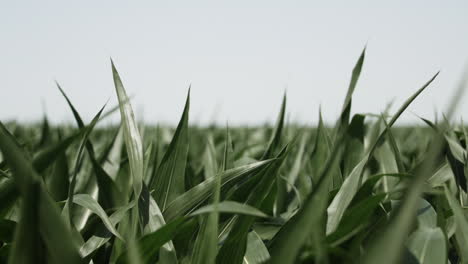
xmin=1 ymin=0 xmax=467 ymax=126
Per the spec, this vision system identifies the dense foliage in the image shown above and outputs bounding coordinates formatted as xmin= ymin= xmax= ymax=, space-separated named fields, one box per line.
xmin=0 ymin=50 xmax=467 ymax=264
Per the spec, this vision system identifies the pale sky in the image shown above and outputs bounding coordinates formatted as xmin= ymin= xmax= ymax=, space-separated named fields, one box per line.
xmin=1 ymin=0 xmax=468 ymax=125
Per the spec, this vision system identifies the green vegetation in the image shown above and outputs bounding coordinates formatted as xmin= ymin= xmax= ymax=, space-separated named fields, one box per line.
xmin=0 ymin=50 xmax=467 ymax=264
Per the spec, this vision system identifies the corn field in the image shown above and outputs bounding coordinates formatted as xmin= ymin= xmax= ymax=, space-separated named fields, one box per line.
xmin=1 ymin=49 xmax=467 ymax=264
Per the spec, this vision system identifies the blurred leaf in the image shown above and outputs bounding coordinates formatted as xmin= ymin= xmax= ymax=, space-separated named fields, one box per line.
xmin=8 ymin=182 xmax=43 ymax=264
xmin=0 ymin=123 xmax=81 ymax=264
xmin=32 ymin=131 xmax=81 ymax=174
xmin=445 ymin=134 xmax=466 ymax=163
xmin=342 ymin=114 xmax=366 ymax=177
xmin=36 ymin=116 xmax=51 ymax=149
xmin=243 ymin=231 xmax=270 ymax=264
xmin=444 ymin=185 xmax=468 ymax=263
xmin=46 ymin=138 xmax=70 ymax=201
xmin=0 ymin=219 xmax=15 ymax=243
xmin=0 ymin=178 xmax=19 ymax=218
xmin=407 ymin=227 xmax=447 ymax=264
xmin=428 ymin=163 xmax=453 ymax=187
xmin=416 ymin=199 xmax=437 ymax=229
xmin=445 ymin=133 xmax=467 ymax=192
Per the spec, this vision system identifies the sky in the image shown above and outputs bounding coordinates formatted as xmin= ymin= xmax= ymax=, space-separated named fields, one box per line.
xmin=1 ymin=0 xmax=468 ymax=126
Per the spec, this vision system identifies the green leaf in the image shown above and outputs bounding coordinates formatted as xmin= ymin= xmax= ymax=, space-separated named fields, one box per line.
xmin=367 ymin=72 xmax=440 ymax=157
xmin=335 ymin=47 xmax=366 ymax=134
xmin=428 ymin=163 xmax=453 ymax=187
xmin=80 ymin=201 xmax=135 ymax=257
xmin=262 ymin=93 xmax=286 ymax=159
xmin=119 ymin=196 xmax=273 ymax=264
xmin=216 ymin=146 xmax=288 ymax=264
xmin=163 ymin=160 xmax=273 ymax=221
xmin=326 ymin=157 xmax=368 ymax=234
xmin=112 ymin=59 xmax=144 ymax=198
xmin=203 ymin=135 xmax=218 ymax=180
xmin=361 ymin=73 xmax=444 ymax=264
xmin=116 ymin=217 xmax=187 ymax=264
xmin=445 ymin=134 xmax=466 ymax=163
xmin=328 ymin=72 xmax=440 ymax=238
xmin=56 ymin=82 xmax=85 ymax=127
xmin=374 ymin=140 xmax=399 ymax=193
xmin=191 ymin=201 xmax=269 ymax=218
xmin=381 ymin=115 xmax=405 ymax=173
xmin=72 ymin=194 xmax=123 ymax=240
xmin=64 ymin=106 xmax=105 ymax=227
xmin=269 ymin=127 xmax=347 ymax=264
xmin=310 ymin=110 xmax=340 ymax=188
xmin=327 ymin=193 xmax=387 ymax=246
xmin=139 ymin=184 xmax=178 ymax=264
xmin=150 ymin=90 xmax=190 ymax=210
xmin=191 ymin=149 xmax=221 ymax=264
xmin=101 ymin=127 xmax=124 ymax=181
xmin=90 ymin=153 xmax=124 ymax=209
